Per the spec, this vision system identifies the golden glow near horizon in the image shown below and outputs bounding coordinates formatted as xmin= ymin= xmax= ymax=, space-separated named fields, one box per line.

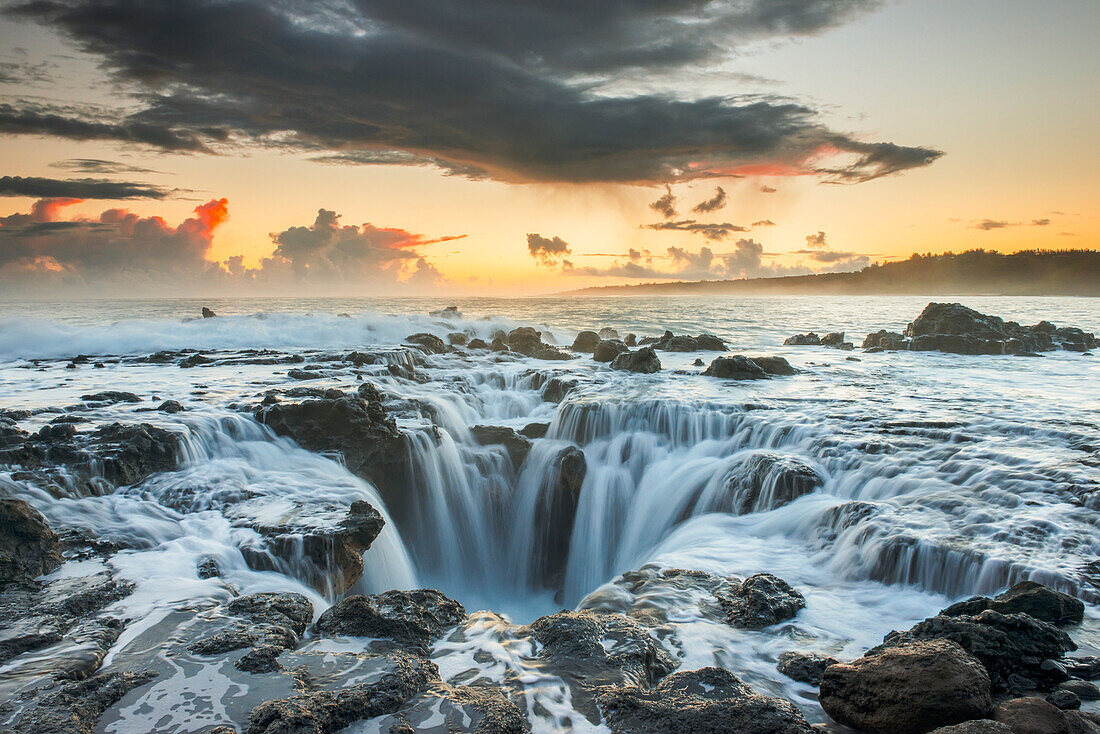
xmin=0 ymin=0 xmax=1096 ymax=296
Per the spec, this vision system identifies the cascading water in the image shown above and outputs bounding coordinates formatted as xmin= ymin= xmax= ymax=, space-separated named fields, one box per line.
xmin=0 ymin=295 xmax=1097 ymax=732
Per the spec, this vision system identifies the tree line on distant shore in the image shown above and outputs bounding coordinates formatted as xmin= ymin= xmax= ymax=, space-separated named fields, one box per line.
xmin=565 ymin=249 xmax=1100 ymax=297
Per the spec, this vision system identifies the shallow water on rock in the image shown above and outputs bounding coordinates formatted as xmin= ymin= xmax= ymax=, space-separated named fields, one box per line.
xmin=0 ymin=295 xmax=1097 ymax=731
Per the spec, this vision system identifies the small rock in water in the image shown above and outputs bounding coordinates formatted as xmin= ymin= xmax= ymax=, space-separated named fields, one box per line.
xmin=703 ymin=355 xmax=767 ymax=380
xmin=610 ymin=346 xmax=661 ymax=373
xmin=716 ymin=573 xmax=805 ymax=629
xmin=693 ymin=357 xmax=704 ymax=366
xmin=201 ymin=306 xmax=218 ymax=318
xmin=777 ymin=651 xmax=839 ymax=685
xmin=571 ymin=330 xmax=601 ymax=353
xmin=593 ymin=339 xmax=628 ymax=363
xmin=157 ymin=399 xmax=185 ymax=413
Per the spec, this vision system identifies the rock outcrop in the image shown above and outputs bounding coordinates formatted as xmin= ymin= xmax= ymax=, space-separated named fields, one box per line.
xmin=716 ymin=573 xmax=805 ymax=629
xmin=941 ymin=580 xmax=1085 ymax=627
xmin=610 ymin=347 xmax=661 ymax=373
xmin=315 ymin=589 xmax=466 ymax=654
xmin=777 ymin=651 xmax=839 ymax=685
xmin=0 ymin=499 xmax=62 ymax=587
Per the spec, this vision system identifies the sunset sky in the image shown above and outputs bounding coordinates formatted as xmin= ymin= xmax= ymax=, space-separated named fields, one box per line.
xmin=0 ymin=0 xmax=1096 ymax=296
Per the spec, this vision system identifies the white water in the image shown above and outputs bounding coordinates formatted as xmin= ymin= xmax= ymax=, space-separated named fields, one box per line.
xmin=0 ymin=295 xmax=1097 ymax=730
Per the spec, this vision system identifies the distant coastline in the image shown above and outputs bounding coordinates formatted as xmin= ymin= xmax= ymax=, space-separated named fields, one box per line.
xmin=558 ymin=249 xmax=1100 ymax=297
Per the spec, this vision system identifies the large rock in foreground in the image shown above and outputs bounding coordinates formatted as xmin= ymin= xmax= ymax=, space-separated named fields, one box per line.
xmin=0 ymin=499 xmax=62 ymax=587
xmin=598 ymin=667 xmax=813 ymax=734
xmin=820 ymin=639 xmax=994 ymax=734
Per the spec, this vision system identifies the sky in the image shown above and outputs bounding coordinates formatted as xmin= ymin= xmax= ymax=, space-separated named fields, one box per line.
xmin=0 ymin=0 xmax=1096 ymax=296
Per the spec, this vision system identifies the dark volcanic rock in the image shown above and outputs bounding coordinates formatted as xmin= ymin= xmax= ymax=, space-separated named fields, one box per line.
xmin=447 ymin=332 xmax=468 ymax=346
xmin=928 ymin=722 xmax=1012 ymax=734
xmin=530 ymin=446 xmax=587 ymax=587
xmin=190 ymin=592 xmax=313 ymax=670
xmin=7 ymin=670 xmax=159 ymax=734
xmin=540 ymin=376 xmax=577 ymax=403
xmin=820 ymin=332 xmax=854 ymax=350
xmin=594 ymin=339 xmax=628 ymax=363
xmin=863 ymin=330 xmax=909 ymax=350
xmin=315 ymin=589 xmax=466 ymax=654
xmin=777 ymin=651 xmax=839 ymax=685
xmin=405 ymin=332 xmax=448 ymax=354
xmin=255 ymin=391 xmax=406 ymax=492
xmin=716 ymin=573 xmax=805 ymax=629
xmin=611 ymin=347 xmax=661 ymax=373
xmin=471 ymin=425 xmax=532 ymax=469
xmin=0 ymin=498 xmax=62 ymax=587
xmin=598 ymin=666 xmax=813 ymax=734
xmin=941 ymin=580 xmax=1085 ymax=627
xmin=891 ymin=302 xmax=1099 ymax=355
xmin=695 ymin=333 xmax=727 ymax=351
xmin=519 ymin=422 xmax=550 ymax=439
xmin=872 ymin=608 xmax=1077 ymax=692
xmin=156 ymin=399 xmax=185 ymax=413
xmin=993 ymin=697 xmax=1070 ymax=734
xmin=80 ymin=391 xmax=141 ymax=404
xmin=784 ymin=332 xmax=821 ymax=346
xmin=1047 ymin=688 xmax=1081 ymax=710
xmin=572 ymin=331 xmax=601 ymax=353
xmin=507 ymin=326 xmax=544 ymax=356
xmin=202 ymin=306 xmax=218 ymax=318
xmin=749 ymin=356 xmax=796 ymax=376
xmin=379 ymin=681 xmax=530 ymax=734
xmin=715 ymin=452 xmax=824 ymax=515
xmin=526 ymin=609 xmax=676 ymax=720
xmin=246 ymin=651 xmax=437 ymax=734
xmin=820 ymin=639 xmax=994 ymax=734
xmin=533 ymin=344 xmax=571 ymax=360
xmin=703 ymin=355 xmax=768 ymax=380
xmin=467 ymin=337 xmax=489 ymax=350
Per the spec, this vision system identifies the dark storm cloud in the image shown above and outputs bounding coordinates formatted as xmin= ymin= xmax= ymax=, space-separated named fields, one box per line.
xmin=644 ymin=219 xmax=749 ymax=241
xmin=2 ymin=0 xmax=942 ymax=184
xmin=0 ymin=175 xmax=170 ymax=199
xmin=650 ymin=186 xmax=678 ymax=218
xmin=691 ymin=187 xmax=727 ymax=213
xmin=527 ymin=233 xmax=572 ymax=265
xmin=50 ymin=158 xmax=163 ymax=175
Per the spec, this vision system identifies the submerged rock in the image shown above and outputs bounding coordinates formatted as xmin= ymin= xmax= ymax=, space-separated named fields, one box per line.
xmin=777 ymin=651 xmax=839 ymax=686
xmin=942 ymin=580 xmax=1085 ymax=627
xmin=598 ymin=666 xmax=813 ymax=734
xmin=470 ymin=425 xmax=532 ymax=469
xmin=202 ymin=306 xmax=218 ymax=318
xmin=611 ymin=347 xmax=661 ymax=374
xmin=80 ymin=390 xmax=142 ymax=404
xmin=716 ymin=573 xmax=805 ymax=629
xmin=0 ymin=498 xmax=62 ymax=587
xmin=820 ymin=639 xmax=994 ymax=734
xmin=315 ymin=589 xmax=466 ymax=654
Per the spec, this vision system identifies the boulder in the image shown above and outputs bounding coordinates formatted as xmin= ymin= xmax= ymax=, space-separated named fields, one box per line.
xmin=821 ymin=332 xmax=853 ymax=350
xmin=611 ymin=347 xmax=661 ymax=374
xmin=541 ymin=376 xmax=577 ymax=403
xmin=777 ymin=651 xmax=839 ymax=685
xmin=872 ymin=609 xmax=1077 ymax=692
xmin=906 ymin=303 xmax=1007 ymax=339
xmin=80 ymin=391 xmax=142 ymax=404
xmin=663 ymin=335 xmax=700 ymax=351
xmin=446 ymin=332 xmax=468 ymax=346
xmin=202 ymin=306 xmax=218 ymax=318
xmin=572 ymin=331 xmax=601 ymax=353
xmin=863 ymin=330 xmax=910 ymax=350
xmin=1046 ymin=689 xmax=1081 ymax=710
xmin=315 ymin=589 xmax=466 ymax=654
xmin=598 ymin=327 xmax=620 ymax=339
xmin=718 ymin=452 xmax=825 ymax=515
xmin=929 ymin=722 xmax=1013 ymax=734
xmin=696 ymin=333 xmax=727 ymax=351
xmin=404 ymin=332 xmax=448 ymax=354
xmin=1058 ymin=680 xmax=1100 ymax=700
xmin=598 ymin=667 xmax=813 ymax=734
xmin=507 ymin=326 xmax=543 ymax=356
xmin=992 ymin=697 xmax=1070 ymax=734
xmin=467 ymin=337 xmax=489 ymax=350
xmin=703 ymin=355 xmax=767 ymax=380
xmin=750 ymin=356 xmax=796 ymax=376
xmin=784 ymin=333 xmax=821 ymax=346
xmin=157 ymin=399 xmax=185 ymax=413
xmin=533 ymin=344 xmax=571 ymax=360
xmin=0 ymin=498 xmax=62 ymax=587
xmin=594 ymin=339 xmax=628 ymax=362
xmin=716 ymin=573 xmax=805 ymax=629
xmin=942 ymin=581 xmax=1084 ymax=627
xmin=255 ymin=392 xmax=406 ymax=493
xmin=491 ymin=336 xmax=510 ymax=352
xmin=471 ymin=425 xmax=532 ymax=469
xmin=623 ymin=333 xmax=637 ymax=346
xmin=519 ymin=422 xmax=550 ymax=439
xmin=820 ymin=639 xmax=994 ymax=734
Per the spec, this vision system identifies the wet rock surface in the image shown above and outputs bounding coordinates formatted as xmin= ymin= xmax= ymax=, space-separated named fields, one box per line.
xmin=703 ymin=355 xmax=768 ymax=380
xmin=2 ymin=669 xmax=160 ymax=734
xmin=0 ymin=498 xmax=62 ymax=586
xmin=471 ymin=425 xmax=532 ymax=469
xmin=315 ymin=589 xmax=466 ymax=654
xmin=189 ymin=592 xmax=314 ymax=672
xmin=942 ymin=580 xmax=1085 ymax=627
xmin=777 ymin=651 xmax=839 ymax=685
xmin=717 ymin=573 xmax=806 ymax=629
xmin=598 ymin=666 xmax=813 ymax=734
xmin=820 ymin=638 xmax=994 ymax=734
xmin=529 ymin=445 xmax=586 ymax=587
xmin=610 ymin=346 xmax=661 ymax=373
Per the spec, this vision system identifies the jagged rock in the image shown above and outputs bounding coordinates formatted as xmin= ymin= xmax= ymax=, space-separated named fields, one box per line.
xmin=190 ymin=592 xmax=313 ymax=671
xmin=610 ymin=347 xmax=661 ymax=374
xmin=777 ymin=651 xmax=839 ymax=685
xmin=255 ymin=392 xmax=405 ymax=493
xmin=820 ymin=639 xmax=994 ymax=734
xmin=471 ymin=425 xmax=532 ymax=469
xmin=507 ymin=327 xmax=543 ymax=356
xmin=202 ymin=306 xmax=218 ymax=318
xmin=872 ymin=609 xmax=1077 ymax=692
xmin=572 ymin=331 xmax=601 ymax=353
xmin=623 ymin=333 xmax=637 ymax=346
xmin=246 ymin=651 xmax=437 ymax=734
xmin=703 ymin=355 xmax=767 ymax=380
xmin=80 ymin=391 xmax=141 ymax=404
xmin=942 ymin=581 xmax=1085 ymax=627
xmin=6 ymin=670 xmax=159 ymax=734
xmin=405 ymin=333 xmax=448 ymax=354
xmin=530 ymin=446 xmax=586 ymax=587
xmin=863 ymin=330 xmax=910 ymax=350
xmin=820 ymin=332 xmax=854 ymax=350
xmin=541 ymin=376 xmax=577 ymax=403
xmin=315 ymin=589 xmax=466 ymax=654
xmin=0 ymin=422 xmax=182 ymax=489
xmin=716 ymin=573 xmax=805 ymax=629
xmin=696 ymin=334 xmax=727 ymax=351
xmin=598 ymin=666 xmax=813 ymax=734
xmin=0 ymin=498 xmax=62 ymax=587
xmin=525 ymin=609 xmax=676 ymax=720
xmin=594 ymin=339 xmax=628 ymax=363
xmin=993 ymin=697 xmax=1070 ymax=734
xmin=784 ymin=333 xmax=821 ymax=346
xmin=749 ymin=356 xmax=796 ymax=376
xmin=446 ymin=332 xmax=468 ymax=346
